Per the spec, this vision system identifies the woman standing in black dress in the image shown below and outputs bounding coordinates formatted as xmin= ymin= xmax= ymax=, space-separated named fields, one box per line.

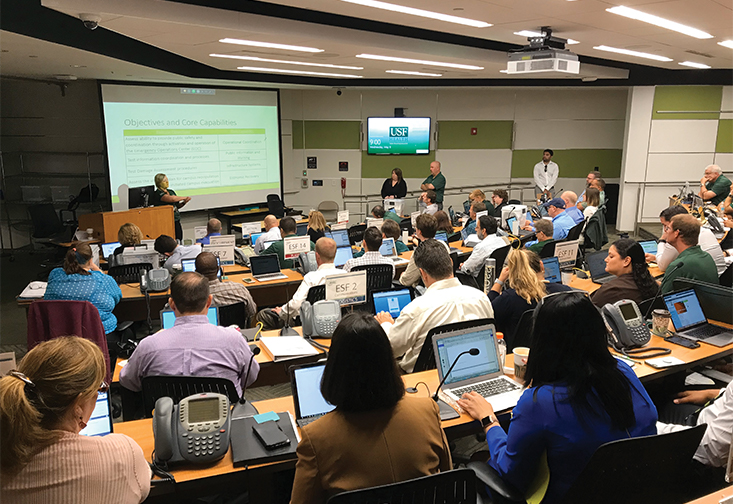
xmin=381 ymin=168 xmax=407 ymax=199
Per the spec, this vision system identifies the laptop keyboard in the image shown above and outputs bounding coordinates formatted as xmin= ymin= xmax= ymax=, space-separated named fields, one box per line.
xmin=256 ymin=273 xmax=287 ymax=280
xmin=298 ymin=415 xmax=322 ymax=427
xmin=452 ymin=377 xmax=520 ymax=399
xmin=686 ymin=325 xmax=726 ymax=339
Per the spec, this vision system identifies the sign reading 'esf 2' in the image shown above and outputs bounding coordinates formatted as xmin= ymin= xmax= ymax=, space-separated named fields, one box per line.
xmin=367 ymin=117 xmax=430 ymax=155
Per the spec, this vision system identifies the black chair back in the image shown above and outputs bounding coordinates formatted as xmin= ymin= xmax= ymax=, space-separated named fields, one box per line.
xmin=306 ymin=285 xmax=327 ymax=304
xmin=511 ymin=309 xmax=535 ymax=352
xmin=719 ymin=263 xmax=733 ymax=288
xmin=327 ymin=469 xmax=476 ymax=504
xmin=490 ymin=244 xmax=512 ymax=272
xmin=447 ymin=231 xmax=462 ymax=243
xmin=217 ymin=302 xmax=248 ymax=328
xmin=455 ymin=271 xmax=479 ymax=289
xmin=538 ymin=240 xmax=557 ymax=259
xmin=565 ymin=220 xmax=585 ymax=241
xmin=507 ymin=199 xmax=522 ymax=205
xmin=400 ymin=218 xmax=413 ymax=236
xmin=108 ymin=263 xmax=153 ymax=284
xmin=141 ymin=376 xmax=240 ymax=418
xmin=348 ymin=224 xmax=367 ymax=246
xmin=413 ymin=318 xmax=494 ymax=373
xmin=267 ymin=194 xmax=285 ymax=218
xmin=351 ymin=264 xmax=394 ymax=291
xmin=454 ymin=252 xmax=471 ymax=271
xmin=637 ymin=295 xmax=665 ymax=320
xmin=719 ymin=229 xmax=733 ymax=251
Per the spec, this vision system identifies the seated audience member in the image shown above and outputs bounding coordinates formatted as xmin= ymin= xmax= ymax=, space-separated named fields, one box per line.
xmin=434 ymin=210 xmax=454 ymax=235
xmin=378 ymin=240 xmax=493 ymax=373
xmin=578 ymin=170 xmax=602 ymax=206
xmin=290 ymin=313 xmax=451 ymax=504
xmin=195 ymin=251 xmax=256 ymax=323
xmin=371 ymin=204 xmax=402 ymax=224
xmin=256 ymin=238 xmax=343 ymax=330
xmin=544 ymin=198 xmax=575 ymax=240
xmin=400 ymin=214 xmax=441 ymax=287
xmin=307 ymin=210 xmax=329 ymax=244
xmin=381 ymin=219 xmax=409 ymax=254
xmin=463 ymin=201 xmax=487 ymax=237
xmin=723 ymin=205 xmax=733 ymax=228
xmin=699 ymin=164 xmax=731 ymax=206
xmin=491 ymin=189 xmax=509 ymax=217
xmin=196 ymin=218 xmax=222 ymax=245
xmin=649 ymin=206 xmax=726 ymax=276
xmin=660 ymin=214 xmax=719 ymax=294
xmin=591 ymin=239 xmax=659 ymax=308
xmin=154 ymin=234 xmax=202 ymax=272
xmin=119 ymin=272 xmax=259 ymax=396
xmin=45 ymin=242 xmax=122 ymax=364
xmin=261 ymin=216 xmax=315 ymax=269
xmin=525 ymin=219 xmax=554 ymax=255
xmin=582 ymin=187 xmax=601 ymax=220
xmin=344 ymin=227 xmax=395 ymax=277
xmin=460 ymin=216 xmax=507 ymax=276
xmin=561 ymin=191 xmax=584 ymax=225
xmin=253 ymin=215 xmax=281 ymax=254
xmin=489 ymin=249 xmax=570 ymax=350
xmin=0 ymin=337 xmax=150 ymax=503
xmin=114 ymin=222 xmax=143 ymax=255
xmin=458 ymin=291 xmax=657 ymax=504
xmin=591 ymin=177 xmax=606 ymax=206
xmin=469 ymin=189 xmax=486 ymax=205
xmin=421 ymin=190 xmax=439 ymax=215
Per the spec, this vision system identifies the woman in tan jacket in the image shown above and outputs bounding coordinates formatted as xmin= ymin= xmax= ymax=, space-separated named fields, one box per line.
xmin=290 ymin=312 xmax=452 ymax=503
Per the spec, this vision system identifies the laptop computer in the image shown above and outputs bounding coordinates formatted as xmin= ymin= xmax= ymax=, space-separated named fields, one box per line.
xmin=326 ymin=229 xmax=350 ymax=248
xmin=334 ymin=246 xmax=354 ymax=267
xmin=79 ymin=391 xmax=113 ymax=437
xmin=587 ymin=250 xmax=615 ymax=285
xmin=663 ymin=289 xmax=733 ymax=347
xmin=250 ymin=232 xmax=264 ymax=246
xmin=639 ymin=240 xmax=658 ymax=256
xmin=542 ymin=257 xmax=562 ymax=283
xmin=296 ymin=223 xmax=308 ymax=236
xmin=101 ymin=241 xmax=121 ymax=259
xmin=161 ymin=306 xmax=219 ymax=329
xmin=432 ymin=323 xmax=523 ymax=412
xmin=379 ymin=237 xmax=409 ymax=265
xmin=435 ymin=231 xmax=459 ymax=253
xmin=289 ymin=361 xmax=336 ymax=428
xmin=371 ymin=287 xmax=413 ymax=317
xmin=182 ymin=257 xmax=221 ymax=276
xmin=249 ymin=254 xmax=288 ymax=281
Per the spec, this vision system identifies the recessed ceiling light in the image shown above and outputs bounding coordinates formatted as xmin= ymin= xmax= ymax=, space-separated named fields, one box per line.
xmin=679 ymin=61 xmax=711 ymax=69
xmin=338 ymin=0 xmax=490 ymax=28
xmin=386 ymin=70 xmax=443 ymax=76
xmin=606 ymin=6 xmax=713 ymax=39
xmin=719 ymin=40 xmax=733 ymax=49
xmin=236 ymin=66 xmax=362 ymax=78
xmin=220 ymin=38 xmax=324 ymax=53
xmin=355 ymin=53 xmax=483 ymax=70
xmin=499 ymin=69 xmax=509 ymax=73
xmin=593 ymin=45 xmax=673 ymax=62
xmin=210 ymin=54 xmax=363 ymax=70
xmin=513 ymin=30 xmax=580 ymax=44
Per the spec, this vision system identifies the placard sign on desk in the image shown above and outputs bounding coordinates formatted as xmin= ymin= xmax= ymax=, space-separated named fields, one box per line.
xmin=331 ymin=222 xmax=347 ymax=230
xmin=554 ymin=239 xmax=579 ymax=269
xmin=366 ymin=218 xmax=383 ymax=229
xmin=205 ymin=235 xmax=236 ymax=265
xmin=194 ymin=226 xmax=208 ymax=240
xmin=337 ymin=210 xmax=349 ymax=224
xmin=284 ymin=236 xmax=310 ymax=259
xmin=239 ymin=222 xmax=261 ymax=236
xmin=411 ymin=211 xmax=421 ymax=229
xmin=326 ymin=270 xmax=367 ymax=306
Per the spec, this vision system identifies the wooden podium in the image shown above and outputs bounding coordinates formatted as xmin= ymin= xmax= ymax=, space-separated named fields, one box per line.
xmin=78 ymin=206 xmax=175 ymax=243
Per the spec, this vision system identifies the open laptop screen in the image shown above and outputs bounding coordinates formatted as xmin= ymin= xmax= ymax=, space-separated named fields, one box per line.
xmin=296 ymin=223 xmax=308 ymax=236
xmin=435 ymin=327 xmax=500 ymax=386
xmin=181 ymin=258 xmax=196 ymax=272
xmin=664 ymin=289 xmax=707 ymax=331
xmin=372 ymin=288 xmax=412 ymax=318
xmin=435 ymin=231 xmax=448 ymax=243
xmin=101 ymin=242 xmax=121 ymax=258
xmin=379 ymin=237 xmax=396 ymax=257
xmin=292 ymin=363 xmax=335 ymax=419
xmin=79 ymin=391 xmax=113 ymax=437
xmin=250 ymin=255 xmax=280 ymax=275
xmin=542 ymin=257 xmax=562 ymax=283
xmin=334 ymin=246 xmax=353 ymax=267
xmin=250 ymin=232 xmax=264 ymax=245
xmin=328 ymin=229 xmax=350 ymax=248
xmin=587 ymin=250 xmax=609 ymax=278
xmin=161 ymin=306 xmax=218 ymax=329
xmin=639 ymin=241 xmax=657 ymax=255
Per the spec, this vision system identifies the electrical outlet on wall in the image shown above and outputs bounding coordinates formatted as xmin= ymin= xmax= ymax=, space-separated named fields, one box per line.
xmin=301 ymin=178 xmax=308 ymax=189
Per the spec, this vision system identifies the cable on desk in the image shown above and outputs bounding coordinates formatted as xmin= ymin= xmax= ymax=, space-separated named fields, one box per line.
xmin=305 ymin=336 xmax=330 ymax=353
xmin=149 ymin=452 xmax=175 ymax=483
xmin=252 ymin=321 xmax=263 ymax=341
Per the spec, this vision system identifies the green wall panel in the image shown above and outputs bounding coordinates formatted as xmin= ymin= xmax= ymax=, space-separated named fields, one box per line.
xmin=652 ymin=86 xmax=722 ymax=120
xmin=511 ymin=149 xmax=622 ymax=179
xmin=303 ymin=120 xmax=361 ymax=149
xmin=361 ymin=151 xmax=436 ymax=179
xmin=291 ymin=120 xmax=304 ymax=149
xmin=437 ymin=121 xmax=513 ymax=149
xmin=716 ymin=119 xmax=733 ymax=153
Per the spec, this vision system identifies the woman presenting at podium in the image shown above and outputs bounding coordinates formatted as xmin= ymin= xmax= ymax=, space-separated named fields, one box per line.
xmin=381 ymin=168 xmax=407 ymax=199
xmin=153 ymin=173 xmax=190 ymax=241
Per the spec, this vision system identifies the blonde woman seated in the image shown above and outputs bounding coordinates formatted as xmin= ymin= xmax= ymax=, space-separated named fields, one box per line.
xmin=0 ymin=337 xmax=150 ymax=503
xmin=307 ymin=210 xmax=330 ymax=244
xmin=114 ymin=222 xmax=144 ymax=256
xmin=489 ymin=249 xmax=571 ymax=351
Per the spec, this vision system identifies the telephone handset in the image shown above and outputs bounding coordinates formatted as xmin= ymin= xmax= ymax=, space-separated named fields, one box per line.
xmin=153 ymin=393 xmax=231 ymax=468
xmin=300 ymin=300 xmax=341 ymax=338
xmin=602 ymin=300 xmax=650 ymax=350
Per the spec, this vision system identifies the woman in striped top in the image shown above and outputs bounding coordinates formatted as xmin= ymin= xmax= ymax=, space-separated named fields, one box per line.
xmin=0 ymin=337 xmax=150 ymax=503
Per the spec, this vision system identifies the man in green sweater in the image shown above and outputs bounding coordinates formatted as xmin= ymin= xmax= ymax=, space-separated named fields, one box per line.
xmin=699 ymin=164 xmax=731 ymax=206
xmin=372 ymin=204 xmax=402 ymax=224
xmin=660 ymin=214 xmax=719 ymax=294
xmin=260 ymin=216 xmax=314 ymax=269
xmin=421 ymin=161 xmax=446 ymax=210
xmin=527 ymin=218 xmax=555 ymax=256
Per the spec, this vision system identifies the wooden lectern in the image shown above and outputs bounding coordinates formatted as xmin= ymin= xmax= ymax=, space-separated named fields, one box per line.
xmin=78 ymin=206 xmax=175 ymax=243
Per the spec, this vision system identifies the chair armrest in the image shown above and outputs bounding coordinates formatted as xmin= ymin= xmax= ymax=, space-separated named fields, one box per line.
xmin=467 ymin=461 xmax=526 ymax=503
xmin=117 ymin=320 xmax=134 ymax=332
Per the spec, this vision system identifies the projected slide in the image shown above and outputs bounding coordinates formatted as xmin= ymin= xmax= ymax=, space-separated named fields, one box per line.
xmin=367 ymin=117 xmax=431 ymax=155
xmin=101 ymin=84 xmax=281 ymax=212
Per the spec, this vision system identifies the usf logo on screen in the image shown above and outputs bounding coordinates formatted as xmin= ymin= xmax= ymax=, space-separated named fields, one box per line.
xmin=389 ymin=126 xmax=409 ymax=138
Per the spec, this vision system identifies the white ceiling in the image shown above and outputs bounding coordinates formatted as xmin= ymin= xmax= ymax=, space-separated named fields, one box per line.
xmin=1 ymin=0 xmax=731 ymax=83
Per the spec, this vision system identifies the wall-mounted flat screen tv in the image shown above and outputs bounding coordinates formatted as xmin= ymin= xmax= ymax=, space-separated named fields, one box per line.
xmin=367 ymin=117 xmax=431 ymax=155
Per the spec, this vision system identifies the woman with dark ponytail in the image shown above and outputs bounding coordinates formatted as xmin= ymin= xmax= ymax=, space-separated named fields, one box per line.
xmin=0 ymin=337 xmax=150 ymax=502
xmin=590 ymin=238 xmax=659 ymax=307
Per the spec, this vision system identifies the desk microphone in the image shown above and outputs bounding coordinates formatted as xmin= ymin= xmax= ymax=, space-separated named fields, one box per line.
xmin=432 ymin=348 xmax=479 ymax=402
xmin=239 ymin=346 xmax=261 ymax=405
xmin=643 ymin=261 xmax=684 ymax=321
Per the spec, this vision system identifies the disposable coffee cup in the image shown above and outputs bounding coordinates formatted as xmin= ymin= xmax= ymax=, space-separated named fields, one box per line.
xmin=513 ymin=347 xmax=530 ymax=382
xmin=561 ymin=271 xmax=572 ymax=285
xmin=651 ymin=309 xmax=671 ymax=336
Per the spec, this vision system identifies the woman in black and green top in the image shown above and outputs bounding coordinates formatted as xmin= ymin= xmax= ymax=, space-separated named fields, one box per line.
xmin=153 ymin=173 xmax=190 ymax=241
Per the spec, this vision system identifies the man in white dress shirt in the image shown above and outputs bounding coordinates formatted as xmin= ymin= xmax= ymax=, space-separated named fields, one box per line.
xmin=253 ymin=215 xmax=282 ymax=255
xmin=460 ymin=216 xmax=507 ymax=277
xmin=376 ymin=240 xmax=494 ymax=373
xmin=533 ymin=148 xmax=559 ymax=202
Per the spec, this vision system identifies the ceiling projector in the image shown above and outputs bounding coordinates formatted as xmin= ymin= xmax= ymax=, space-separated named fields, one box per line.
xmin=507 ymin=28 xmax=580 ymax=75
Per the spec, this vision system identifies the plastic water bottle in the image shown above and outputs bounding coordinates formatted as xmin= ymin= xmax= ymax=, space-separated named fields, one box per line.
xmin=496 ymin=333 xmax=507 ymax=370
xmin=483 ymin=258 xmax=496 ymax=295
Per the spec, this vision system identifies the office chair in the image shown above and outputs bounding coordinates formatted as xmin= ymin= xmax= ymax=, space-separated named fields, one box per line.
xmin=467 ymin=423 xmax=707 ymax=504
xmin=454 ymin=251 xmax=471 ymax=271
xmin=108 ymin=263 xmax=153 ymax=284
xmin=28 ymin=203 xmax=71 ymax=251
xmin=140 ymin=376 xmax=240 ymax=418
xmin=508 ymin=309 xmax=535 ymax=353
xmin=538 ymin=240 xmax=557 ymax=259
xmin=455 ymin=271 xmax=479 ymax=289
xmin=318 ymin=200 xmax=340 ymax=222
xmin=347 ymin=224 xmax=367 ymax=246
xmin=413 ymin=318 xmax=494 ymax=373
xmin=218 ymin=301 xmax=249 ymax=329
xmin=267 ymin=194 xmax=285 ymax=218
xmin=447 ymin=231 xmax=462 ymax=243
xmin=400 ymin=217 xmax=413 ymax=236
xmin=490 ymin=244 xmax=512 ymax=272
xmin=351 ymin=263 xmax=394 ymax=289
xmin=507 ymin=199 xmax=522 ymax=205
xmin=719 ymin=263 xmax=733 ymax=288
xmin=306 ymin=285 xmax=327 ymax=304
xmin=719 ymin=229 xmax=733 ymax=251
xmin=565 ymin=220 xmax=585 ymax=242
xmin=637 ymin=296 xmax=666 ymax=320
xmin=327 ymin=468 xmax=477 ymax=504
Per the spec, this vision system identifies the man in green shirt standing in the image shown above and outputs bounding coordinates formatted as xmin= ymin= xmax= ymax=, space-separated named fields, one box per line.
xmin=699 ymin=164 xmax=731 ymax=206
xmin=421 ymin=161 xmax=446 ymax=210
xmin=260 ymin=216 xmax=315 ymax=269
xmin=660 ymin=214 xmax=719 ymax=294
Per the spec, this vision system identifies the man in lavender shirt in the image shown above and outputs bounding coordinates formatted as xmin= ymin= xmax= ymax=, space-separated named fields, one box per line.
xmin=120 ymin=272 xmax=259 ymax=397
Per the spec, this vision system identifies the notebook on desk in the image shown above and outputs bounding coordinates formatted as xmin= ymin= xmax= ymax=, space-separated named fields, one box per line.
xmin=79 ymin=391 xmax=113 ymax=437
xmin=663 ymin=289 xmax=733 ymax=347
xmin=230 ymin=412 xmax=299 ymax=467
xmin=289 ymin=361 xmax=335 ymax=428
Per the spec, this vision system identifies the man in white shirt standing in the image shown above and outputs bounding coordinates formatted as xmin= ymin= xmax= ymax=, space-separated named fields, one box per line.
xmin=255 ymin=237 xmax=343 ymax=329
xmin=253 ymin=214 xmax=282 ymax=255
xmin=533 ymin=148 xmax=559 ymax=203
xmin=460 ymin=216 xmax=507 ymax=277
xmin=376 ymin=240 xmax=494 ymax=373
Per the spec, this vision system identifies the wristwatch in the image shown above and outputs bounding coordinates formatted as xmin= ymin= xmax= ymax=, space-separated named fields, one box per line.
xmin=494 ymin=279 xmax=504 ymax=287
xmin=480 ymin=414 xmax=496 ymax=428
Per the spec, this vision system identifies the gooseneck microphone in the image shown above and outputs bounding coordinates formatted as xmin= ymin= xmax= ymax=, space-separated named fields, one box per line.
xmin=239 ymin=346 xmax=261 ymax=404
xmin=432 ymin=348 xmax=480 ymax=402
xmin=644 ymin=261 xmax=684 ymax=321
